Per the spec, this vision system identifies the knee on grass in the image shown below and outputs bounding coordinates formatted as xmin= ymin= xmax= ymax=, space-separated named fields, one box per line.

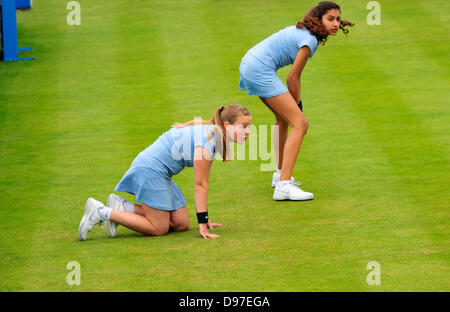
xmin=172 ymin=221 xmax=190 ymax=232
xmin=148 ymin=222 xmax=189 ymax=236
xmin=142 ymin=222 xmax=170 ymax=236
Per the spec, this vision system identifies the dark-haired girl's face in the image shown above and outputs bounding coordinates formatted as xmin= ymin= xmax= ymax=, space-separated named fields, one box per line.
xmin=321 ymin=9 xmax=341 ymax=35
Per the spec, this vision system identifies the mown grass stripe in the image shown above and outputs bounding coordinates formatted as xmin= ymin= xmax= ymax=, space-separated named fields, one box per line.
xmin=310 ymin=17 xmax=449 ymax=290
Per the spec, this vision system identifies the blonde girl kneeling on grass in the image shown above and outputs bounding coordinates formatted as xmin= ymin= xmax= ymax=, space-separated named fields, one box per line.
xmin=78 ymin=104 xmax=252 ymax=240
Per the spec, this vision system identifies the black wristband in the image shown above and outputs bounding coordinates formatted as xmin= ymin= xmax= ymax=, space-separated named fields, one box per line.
xmin=298 ymin=100 xmax=303 ymax=112
xmin=196 ymin=212 xmax=209 ymax=224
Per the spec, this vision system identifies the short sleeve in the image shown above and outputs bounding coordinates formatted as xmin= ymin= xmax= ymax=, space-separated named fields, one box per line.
xmin=297 ymin=35 xmax=318 ymax=59
xmin=193 ymin=125 xmax=217 ymax=159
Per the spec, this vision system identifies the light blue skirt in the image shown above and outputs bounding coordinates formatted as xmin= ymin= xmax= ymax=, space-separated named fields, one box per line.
xmin=114 ymin=166 xmax=186 ymax=212
xmin=239 ymin=54 xmax=288 ymax=98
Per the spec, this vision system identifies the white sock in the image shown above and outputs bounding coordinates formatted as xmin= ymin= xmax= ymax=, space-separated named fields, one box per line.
xmin=276 ymin=169 xmax=282 ymax=174
xmin=123 ymin=201 xmax=135 ymax=213
xmin=98 ymin=207 xmax=112 ymax=221
xmin=278 ymin=180 xmax=292 ymax=186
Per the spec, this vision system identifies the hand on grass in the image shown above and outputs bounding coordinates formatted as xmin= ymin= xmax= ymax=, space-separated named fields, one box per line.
xmin=199 ymin=223 xmax=221 ymax=239
xmin=207 ymin=221 xmax=222 ymax=229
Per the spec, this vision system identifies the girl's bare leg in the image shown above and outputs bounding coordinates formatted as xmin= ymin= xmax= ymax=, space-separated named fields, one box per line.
xmin=169 ymin=207 xmax=189 ymax=232
xmin=274 ymin=116 xmax=289 ymax=170
xmin=260 ymin=92 xmax=308 ymax=181
xmin=124 ymin=204 xmax=188 ymax=232
xmin=110 ymin=203 xmax=170 ymax=236
xmin=133 ymin=204 xmax=145 ymax=216
xmin=259 ymin=97 xmax=289 ymax=170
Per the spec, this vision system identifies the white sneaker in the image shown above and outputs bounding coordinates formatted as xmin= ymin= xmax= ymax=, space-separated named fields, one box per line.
xmin=102 ymin=194 xmax=127 ymax=238
xmin=78 ymin=198 xmax=104 ymax=241
xmin=273 ymin=180 xmax=314 ymax=201
xmin=272 ymin=171 xmax=302 ymax=188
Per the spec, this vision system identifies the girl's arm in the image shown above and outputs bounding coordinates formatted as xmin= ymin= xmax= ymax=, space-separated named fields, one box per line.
xmin=286 ymin=46 xmax=311 ymax=103
xmin=193 ymin=146 xmax=221 ymax=239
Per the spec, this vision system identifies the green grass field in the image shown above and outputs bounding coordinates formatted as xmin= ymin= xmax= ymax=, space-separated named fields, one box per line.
xmin=0 ymin=0 xmax=448 ymax=291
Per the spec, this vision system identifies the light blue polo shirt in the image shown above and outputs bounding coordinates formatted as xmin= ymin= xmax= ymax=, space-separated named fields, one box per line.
xmin=130 ymin=124 xmax=218 ymax=176
xmin=246 ymin=26 xmax=319 ymax=70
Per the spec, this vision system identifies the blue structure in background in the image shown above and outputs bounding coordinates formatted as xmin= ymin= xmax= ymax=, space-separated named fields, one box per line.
xmin=15 ymin=0 xmax=31 ymax=9
xmin=0 ymin=0 xmax=33 ymax=61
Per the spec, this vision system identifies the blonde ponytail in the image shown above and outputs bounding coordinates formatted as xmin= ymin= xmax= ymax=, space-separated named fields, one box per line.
xmin=172 ymin=104 xmax=251 ymax=161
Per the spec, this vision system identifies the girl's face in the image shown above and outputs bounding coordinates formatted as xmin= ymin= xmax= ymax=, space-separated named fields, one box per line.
xmin=224 ymin=115 xmax=252 ymax=144
xmin=321 ymin=9 xmax=341 ymax=36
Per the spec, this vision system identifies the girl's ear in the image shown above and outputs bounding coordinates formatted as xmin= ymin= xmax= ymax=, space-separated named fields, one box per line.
xmin=223 ymin=121 xmax=230 ymax=127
